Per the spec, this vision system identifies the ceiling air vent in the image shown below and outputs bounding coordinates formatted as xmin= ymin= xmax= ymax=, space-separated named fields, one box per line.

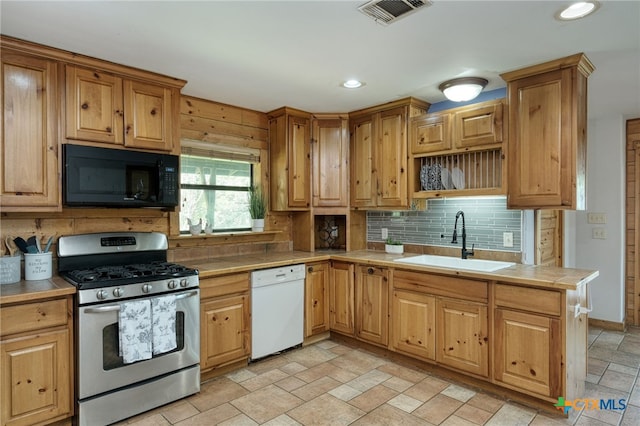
xmin=358 ymin=0 xmax=433 ymax=26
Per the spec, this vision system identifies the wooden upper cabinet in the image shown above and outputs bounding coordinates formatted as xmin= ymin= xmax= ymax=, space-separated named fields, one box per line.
xmin=411 ymin=113 xmax=451 ymax=154
xmin=501 ymin=53 xmax=594 ymax=210
xmin=377 ymin=107 xmax=408 ymax=207
xmin=1 ymin=51 xmax=61 ymax=211
xmin=453 ymin=99 xmax=504 ymax=149
xmin=66 ymin=66 xmax=123 ymax=145
xmin=311 ymin=115 xmax=349 ymax=207
xmin=349 ymin=98 xmax=428 ymax=209
xmin=268 ymin=107 xmax=311 ymax=211
xmin=411 ymin=98 xmax=505 ymax=155
xmin=123 ymin=80 xmax=173 ymax=151
xmin=66 ymin=65 xmax=175 ymax=151
xmin=350 ymin=114 xmax=376 ymax=208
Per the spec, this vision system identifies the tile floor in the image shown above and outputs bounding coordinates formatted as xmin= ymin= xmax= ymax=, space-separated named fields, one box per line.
xmin=116 ymin=326 xmax=640 ymax=426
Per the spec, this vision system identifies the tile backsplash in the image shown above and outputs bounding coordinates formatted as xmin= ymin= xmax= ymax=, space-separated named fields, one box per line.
xmin=367 ymin=197 xmax=521 ymax=252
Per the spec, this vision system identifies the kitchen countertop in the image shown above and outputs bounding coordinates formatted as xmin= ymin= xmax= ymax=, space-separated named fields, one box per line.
xmin=188 ymin=249 xmax=598 ymax=291
xmin=0 ymin=276 xmax=75 ymax=305
xmin=0 ymin=250 xmax=599 ymax=304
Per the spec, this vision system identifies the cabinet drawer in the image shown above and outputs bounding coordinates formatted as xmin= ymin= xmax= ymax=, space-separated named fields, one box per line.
xmin=495 ymin=284 xmax=561 ymax=316
xmin=201 ymin=272 xmax=250 ymax=300
xmin=393 ymin=270 xmax=487 ymax=303
xmin=1 ymin=299 xmax=68 ymax=336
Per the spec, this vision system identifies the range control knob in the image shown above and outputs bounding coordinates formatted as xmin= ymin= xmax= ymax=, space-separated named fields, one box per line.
xmin=142 ymin=284 xmax=152 ymax=293
xmin=113 ymin=288 xmax=124 ymax=298
xmin=168 ymin=280 xmax=177 ymax=289
xmin=180 ymin=278 xmax=188 ymax=287
xmin=96 ymin=290 xmax=108 ymax=300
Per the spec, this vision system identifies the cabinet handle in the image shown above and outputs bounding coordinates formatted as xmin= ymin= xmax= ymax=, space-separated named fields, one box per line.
xmin=81 ymin=102 xmax=89 ymax=110
xmin=367 ymin=267 xmax=374 ymax=274
xmin=308 ymin=266 xmax=313 ymax=273
xmin=150 ymin=108 xmax=157 ymax=116
xmin=126 ymin=125 xmax=131 ymax=134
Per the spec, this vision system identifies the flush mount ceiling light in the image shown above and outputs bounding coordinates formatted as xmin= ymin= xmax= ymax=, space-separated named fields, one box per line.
xmin=342 ymin=79 xmax=365 ymax=89
xmin=556 ymin=1 xmax=600 ymax=20
xmin=439 ymin=77 xmax=488 ymax=102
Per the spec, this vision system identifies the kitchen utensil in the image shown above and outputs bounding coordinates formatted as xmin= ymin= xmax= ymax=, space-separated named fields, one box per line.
xmin=27 ymin=236 xmax=39 ymax=253
xmin=5 ymin=237 xmax=18 ymax=256
xmin=43 ymin=236 xmax=54 ymax=253
xmin=35 ymin=238 xmax=42 ymax=253
xmin=13 ymin=237 xmax=30 ymax=254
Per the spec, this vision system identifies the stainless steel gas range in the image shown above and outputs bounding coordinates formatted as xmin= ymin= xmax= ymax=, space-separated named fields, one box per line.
xmin=58 ymin=232 xmax=200 ymax=426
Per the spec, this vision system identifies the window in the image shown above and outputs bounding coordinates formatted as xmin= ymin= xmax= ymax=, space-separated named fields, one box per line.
xmin=179 ymin=142 xmax=259 ymax=233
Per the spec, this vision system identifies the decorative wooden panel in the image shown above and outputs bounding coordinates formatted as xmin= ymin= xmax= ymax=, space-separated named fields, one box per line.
xmin=391 ymin=289 xmax=436 ymax=360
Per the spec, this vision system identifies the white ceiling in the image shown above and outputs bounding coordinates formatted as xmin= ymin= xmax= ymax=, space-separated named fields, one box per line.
xmin=2 ymin=1 xmax=639 ymax=118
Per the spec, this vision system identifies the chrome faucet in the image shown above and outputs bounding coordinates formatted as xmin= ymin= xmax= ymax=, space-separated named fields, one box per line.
xmin=451 ymin=210 xmax=475 ymax=259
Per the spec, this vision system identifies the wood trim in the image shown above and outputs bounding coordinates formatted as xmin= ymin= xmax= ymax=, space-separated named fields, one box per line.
xmin=635 ymin=139 xmax=640 ymax=325
xmin=589 ymin=318 xmax=626 ymax=332
xmin=625 ymin=118 xmax=639 ymax=326
xmin=500 ymin=52 xmax=594 ymax=82
xmin=0 ymin=35 xmax=186 ymax=88
xmin=348 ymin=97 xmax=430 ymax=118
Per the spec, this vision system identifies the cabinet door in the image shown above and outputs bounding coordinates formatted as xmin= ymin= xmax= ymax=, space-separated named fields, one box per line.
xmin=1 ymin=53 xmax=60 ymax=210
xmin=65 ymin=66 xmax=124 ymax=145
xmin=350 ymin=115 xmax=376 ymax=208
xmin=377 ymin=107 xmax=408 ymax=207
xmin=1 ymin=329 xmax=72 ymax=426
xmin=436 ymin=298 xmax=488 ymax=377
xmin=305 ymin=262 xmax=330 ymax=337
xmin=123 ymin=80 xmax=173 ymax=151
xmin=288 ymin=115 xmax=311 ymax=208
xmin=355 ymin=265 xmax=389 ymax=346
xmin=391 ymin=289 xmax=435 ymax=360
xmin=411 ymin=113 xmax=451 ymax=154
xmin=506 ymin=67 xmax=584 ymax=209
xmin=201 ymin=293 xmax=250 ymax=369
xmin=453 ymin=100 xmax=504 ymax=149
xmin=329 ymin=261 xmax=354 ymax=335
xmin=312 ymin=117 xmax=348 ymax=207
xmin=494 ymin=308 xmax=561 ymax=397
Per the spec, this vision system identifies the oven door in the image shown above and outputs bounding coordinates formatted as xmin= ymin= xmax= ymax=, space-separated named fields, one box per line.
xmin=77 ymin=289 xmax=199 ymax=400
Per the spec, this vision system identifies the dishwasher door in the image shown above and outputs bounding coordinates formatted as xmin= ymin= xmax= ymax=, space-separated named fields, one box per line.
xmin=251 ymin=264 xmax=305 ymax=360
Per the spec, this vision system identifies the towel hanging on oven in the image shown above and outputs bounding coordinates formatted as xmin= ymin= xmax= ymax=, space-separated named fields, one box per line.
xmin=151 ymin=294 xmax=177 ymax=355
xmin=119 ymin=300 xmax=152 ymax=364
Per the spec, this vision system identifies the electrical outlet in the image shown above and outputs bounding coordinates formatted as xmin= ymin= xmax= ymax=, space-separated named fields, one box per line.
xmin=381 ymin=228 xmax=388 ymax=239
xmin=592 ymin=228 xmax=607 ymax=239
xmin=587 ymin=213 xmax=607 ymax=224
xmin=503 ymin=232 xmax=513 ymax=247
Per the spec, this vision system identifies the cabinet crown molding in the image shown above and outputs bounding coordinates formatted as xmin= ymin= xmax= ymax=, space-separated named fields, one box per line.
xmin=500 ymin=52 xmax=594 ymax=82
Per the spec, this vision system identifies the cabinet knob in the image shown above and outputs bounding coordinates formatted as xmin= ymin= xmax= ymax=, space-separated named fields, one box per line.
xmin=308 ymin=266 xmax=313 ymax=273
xmin=150 ymin=108 xmax=157 ymax=116
xmin=367 ymin=267 xmax=374 ymax=274
xmin=81 ymin=102 xmax=89 ymax=110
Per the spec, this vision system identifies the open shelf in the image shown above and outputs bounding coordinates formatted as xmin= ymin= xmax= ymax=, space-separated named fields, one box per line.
xmin=412 ymin=148 xmax=505 ymax=198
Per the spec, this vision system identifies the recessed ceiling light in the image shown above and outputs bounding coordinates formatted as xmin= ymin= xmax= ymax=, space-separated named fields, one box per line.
xmin=556 ymin=1 xmax=599 ymax=20
xmin=342 ymin=79 xmax=365 ymax=89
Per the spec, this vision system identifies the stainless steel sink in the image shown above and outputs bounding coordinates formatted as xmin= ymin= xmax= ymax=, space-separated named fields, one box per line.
xmin=394 ymin=255 xmax=515 ymax=272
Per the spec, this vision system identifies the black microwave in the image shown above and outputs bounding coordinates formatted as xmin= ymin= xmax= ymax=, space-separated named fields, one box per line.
xmin=63 ymin=144 xmax=179 ymax=208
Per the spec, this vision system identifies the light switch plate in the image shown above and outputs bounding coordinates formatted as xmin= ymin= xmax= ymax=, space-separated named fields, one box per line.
xmin=588 ymin=213 xmax=607 ymax=224
xmin=592 ymin=228 xmax=607 ymax=239
xmin=381 ymin=228 xmax=388 ymax=239
xmin=503 ymin=232 xmax=513 ymax=247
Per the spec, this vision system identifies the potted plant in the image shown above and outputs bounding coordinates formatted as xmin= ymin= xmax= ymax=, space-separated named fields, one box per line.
xmin=248 ymin=184 xmax=266 ymax=232
xmin=385 ymin=237 xmax=404 ymax=254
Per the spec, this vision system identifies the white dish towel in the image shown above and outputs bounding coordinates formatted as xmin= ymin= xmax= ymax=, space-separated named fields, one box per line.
xmin=151 ymin=294 xmax=177 ymax=355
xmin=119 ymin=300 xmax=152 ymax=364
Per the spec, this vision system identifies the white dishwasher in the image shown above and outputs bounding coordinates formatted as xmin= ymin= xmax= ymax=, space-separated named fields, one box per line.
xmin=251 ymin=264 xmax=306 ymax=360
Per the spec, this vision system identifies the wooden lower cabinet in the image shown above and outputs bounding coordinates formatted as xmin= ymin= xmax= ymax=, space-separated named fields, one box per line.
xmin=494 ymin=308 xmax=561 ymax=398
xmin=200 ymin=273 xmax=250 ymax=374
xmin=305 ymin=262 xmax=330 ymax=337
xmin=436 ymin=298 xmax=488 ymax=377
xmin=0 ymin=297 xmax=73 ymax=426
xmin=355 ymin=265 xmax=388 ymax=346
xmin=329 ymin=261 xmax=354 ymax=335
xmin=390 ymin=289 xmax=435 ymax=360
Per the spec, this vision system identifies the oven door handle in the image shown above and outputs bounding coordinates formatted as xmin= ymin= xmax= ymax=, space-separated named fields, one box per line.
xmin=84 ymin=290 xmax=198 ymax=314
